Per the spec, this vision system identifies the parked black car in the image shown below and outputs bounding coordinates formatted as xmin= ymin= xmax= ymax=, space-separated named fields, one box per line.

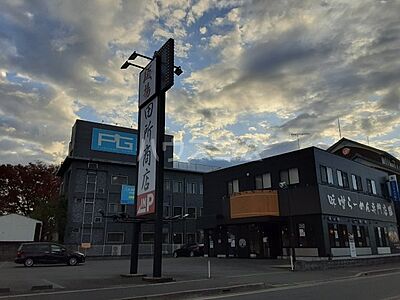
xmin=173 ymin=243 xmax=204 ymax=257
xmin=15 ymin=242 xmax=85 ymax=267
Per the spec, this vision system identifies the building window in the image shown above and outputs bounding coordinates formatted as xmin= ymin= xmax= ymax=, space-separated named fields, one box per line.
xmin=97 ymin=188 xmax=105 ymax=194
xmin=173 ymin=233 xmax=183 ymax=244
xmin=228 ymin=179 xmax=239 ymax=195
xmin=281 ymin=169 xmax=299 ymax=185
xmin=88 ymin=163 xmax=98 ymax=169
xmin=321 ymin=166 xmax=333 ymax=184
xmin=321 ymin=166 xmax=327 ymax=183
xmin=94 ymin=216 xmax=103 ymax=223
xmin=337 ymin=170 xmax=345 ymax=187
xmin=173 ymin=206 xmax=183 ymax=217
xmin=199 ymin=183 xmax=203 ymax=194
xmin=187 ymin=182 xmax=197 ymax=194
xmin=163 ymin=206 xmax=170 ymax=218
xmin=375 ymin=227 xmax=389 ymax=247
xmin=328 ymin=223 xmax=349 ymax=248
xmin=280 ymin=170 xmax=289 ymax=185
xmin=108 ymin=203 xmax=118 ymax=214
xmin=366 ymin=179 xmax=377 ymax=195
xmin=142 ymin=232 xmax=154 ymax=243
xmin=289 ymin=168 xmax=300 ymax=184
xmin=187 ymin=233 xmax=196 ymax=244
xmin=342 ymin=171 xmax=349 ymax=188
xmin=111 ymin=175 xmax=128 ymax=185
xmin=351 ymin=174 xmax=363 ymax=191
xmin=187 ymin=207 xmax=196 ymax=219
xmin=255 ymin=173 xmax=272 ymax=189
xmin=173 ymin=181 xmax=183 ymax=193
xmin=352 ymin=225 xmax=370 ymax=247
xmin=198 ymin=207 xmax=203 ymax=218
xmin=107 ymin=204 xmax=125 ymax=214
xmin=164 ymin=180 xmax=171 ymax=191
xmin=107 ymin=232 xmax=124 ymax=243
xmin=163 ymin=233 xmax=169 ymax=244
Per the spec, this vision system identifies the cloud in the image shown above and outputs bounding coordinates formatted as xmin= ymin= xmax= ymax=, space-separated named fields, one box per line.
xmin=1 ymin=0 xmax=400 ymax=164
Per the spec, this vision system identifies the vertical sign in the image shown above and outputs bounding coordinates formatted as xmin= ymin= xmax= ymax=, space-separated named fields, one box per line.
xmin=136 ymin=97 xmax=158 ymax=216
xmin=389 ymin=175 xmax=399 ymax=201
xmin=348 ymin=233 xmax=357 ymax=257
xmin=139 ymin=59 xmax=157 ymax=107
xmin=121 ymin=185 xmax=135 ymax=205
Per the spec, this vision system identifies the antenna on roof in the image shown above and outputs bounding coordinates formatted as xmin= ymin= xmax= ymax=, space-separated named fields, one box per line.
xmin=290 ymin=132 xmax=310 ymax=150
xmin=338 ymin=118 xmax=342 ymax=139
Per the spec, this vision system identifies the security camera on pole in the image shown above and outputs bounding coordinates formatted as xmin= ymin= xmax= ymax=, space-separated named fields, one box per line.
xmin=121 ymin=39 xmax=181 ymax=281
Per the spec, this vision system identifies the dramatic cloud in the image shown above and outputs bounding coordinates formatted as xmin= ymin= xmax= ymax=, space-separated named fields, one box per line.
xmin=0 ymin=0 xmax=399 ymax=164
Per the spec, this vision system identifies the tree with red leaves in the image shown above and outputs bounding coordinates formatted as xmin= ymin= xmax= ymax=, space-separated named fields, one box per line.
xmin=0 ymin=162 xmax=64 ymax=241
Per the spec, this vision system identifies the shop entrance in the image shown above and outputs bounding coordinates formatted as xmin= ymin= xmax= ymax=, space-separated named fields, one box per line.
xmin=231 ymin=223 xmax=282 ymax=258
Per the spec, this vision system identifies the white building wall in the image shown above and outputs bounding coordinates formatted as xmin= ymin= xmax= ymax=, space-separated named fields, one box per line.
xmin=0 ymin=214 xmax=41 ymax=241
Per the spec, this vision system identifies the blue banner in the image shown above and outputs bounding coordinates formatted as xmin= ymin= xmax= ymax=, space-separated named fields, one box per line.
xmin=121 ymin=185 xmax=135 ymax=205
xmin=390 ymin=180 xmax=399 ymax=202
xmin=91 ymin=128 xmax=137 ymax=155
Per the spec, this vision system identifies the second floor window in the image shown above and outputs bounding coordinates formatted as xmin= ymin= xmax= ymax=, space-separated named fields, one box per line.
xmin=228 ymin=179 xmax=239 ymax=195
xmin=321 ymin=166 xmax=333 ymax=184
xmin=255 ymin=173 xmax=272 ymax=189
xmin=173 ymin=181 xmax=183 ymax=193
xmin=280 ymin=168 xmax=300 ymax=185
xmin=366 ymin=179 xmax=377 ymax=195
xmin=351 ymin=174 xmax=363 ymax=191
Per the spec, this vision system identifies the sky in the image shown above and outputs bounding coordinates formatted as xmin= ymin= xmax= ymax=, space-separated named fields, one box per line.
xmin=0 ymin=0 xmax=399 ymax=166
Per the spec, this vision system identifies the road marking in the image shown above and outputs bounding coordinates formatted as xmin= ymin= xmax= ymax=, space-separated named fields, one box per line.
xmin=0 ymin=277 xmax=213 ymax=299
xmin=381 ymin=296 xmax=400 ymax=300
xmin=226 ymin=270 xmax=289 ymax=278
xmin=41 ymin=279 xmax=65 ymax=289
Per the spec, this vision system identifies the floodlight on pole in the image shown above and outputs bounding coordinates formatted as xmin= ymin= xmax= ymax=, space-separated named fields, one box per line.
xmin=120 ymin=61 xmax=145 ymax=70
xmin=174 ymin=66 xmax=183 ymax=76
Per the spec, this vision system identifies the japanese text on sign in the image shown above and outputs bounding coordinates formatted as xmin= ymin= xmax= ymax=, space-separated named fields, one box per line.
xmin=327 ymin=193 xmax=394 ymax=217
xmin=136 ymin=97 xmax=158 ymax=216
xmin=139 ymin=59 xmax=156 ymax=107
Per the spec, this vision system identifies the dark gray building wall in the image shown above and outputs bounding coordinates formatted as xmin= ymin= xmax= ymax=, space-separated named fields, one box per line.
xmin=58 ymin=120 xmax=204 ymax=255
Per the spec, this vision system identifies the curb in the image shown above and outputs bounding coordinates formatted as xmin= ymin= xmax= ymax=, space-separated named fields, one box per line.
xmin=117 ymin=282 xmax=267 ymax=300
xmin=0 ymin=288 xmax=10 ymax=294
xmin=355 ymin=267 xmax=400 ymax=277
xmin=31 ymin=284 xmax=53 ymax=291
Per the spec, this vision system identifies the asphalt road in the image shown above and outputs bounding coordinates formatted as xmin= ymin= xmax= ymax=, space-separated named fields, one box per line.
xmin=202 ymin=270 xmax=400 ymax=300
xmin=1 ymin=258 xmax=400 ymax=299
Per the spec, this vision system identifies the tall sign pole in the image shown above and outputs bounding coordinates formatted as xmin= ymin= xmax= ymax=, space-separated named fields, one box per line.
xmin=131 ymin=39 xmax=175 ymax=279
xmin=153 ymin=53 xmax=165 ymax=278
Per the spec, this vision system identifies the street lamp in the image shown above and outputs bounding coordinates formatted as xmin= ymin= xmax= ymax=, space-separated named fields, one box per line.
xmin=279 ymin=181 xmax=296 ymax=271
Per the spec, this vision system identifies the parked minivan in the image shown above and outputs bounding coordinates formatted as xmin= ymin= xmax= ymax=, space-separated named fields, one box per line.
xmin=15 ymin=242 xmax=85 ymax=267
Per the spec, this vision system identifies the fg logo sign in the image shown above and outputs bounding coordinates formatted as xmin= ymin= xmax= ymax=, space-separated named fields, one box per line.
xmin=91 ymin=128 xmax=137 ymax=155
xmin=136 ymin=192 xmax=155 ymax=216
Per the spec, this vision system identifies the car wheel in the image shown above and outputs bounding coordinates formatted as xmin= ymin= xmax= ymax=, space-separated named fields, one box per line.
xmin=173 ymin=252 xmax=178 ymax=258
xmin=189 ymin=251 xmax=195 ymax=257
xmin=24 ymin=258 xmax=34 ymax=267
xmin=68 ymin=257 xmax=78 ymax=266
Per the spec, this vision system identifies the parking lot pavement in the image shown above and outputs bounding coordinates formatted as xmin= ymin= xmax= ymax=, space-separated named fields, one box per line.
xmin=1 ymin=257 xmax=400 ymax=297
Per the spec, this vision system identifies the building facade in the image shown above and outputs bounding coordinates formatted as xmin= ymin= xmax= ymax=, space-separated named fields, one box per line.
xmin=201 ymin=147 xmax=400 ymax=259
xmin=57 ymin=120 xmax=207 ymax=256
xmin=328 ymin=138 xmax=400 ymax=224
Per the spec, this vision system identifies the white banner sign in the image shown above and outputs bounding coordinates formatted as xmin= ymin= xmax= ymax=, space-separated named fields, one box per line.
xmin=137 ymin=97 xmax=158 ymax=216
xmin=139 ymin=59 xmax=157 ymax=107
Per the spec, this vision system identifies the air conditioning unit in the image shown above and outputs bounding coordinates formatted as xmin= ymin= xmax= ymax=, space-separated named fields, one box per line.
xmin=111 ymin=245 xmax=122 ymax=256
